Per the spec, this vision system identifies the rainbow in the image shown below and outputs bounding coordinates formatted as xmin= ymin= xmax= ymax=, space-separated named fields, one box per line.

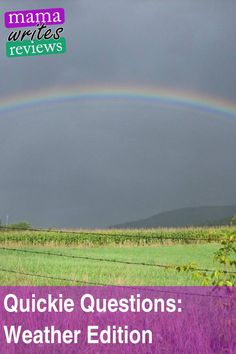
xmin=0 ymin=84 xmax=236 ymax=120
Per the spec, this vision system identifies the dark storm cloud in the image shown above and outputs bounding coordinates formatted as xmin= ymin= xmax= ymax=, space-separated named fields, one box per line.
xmin=0 ymin=1 xmax=236 ymax=227
xmin=1 ymin=0 xmax=236 ymax=97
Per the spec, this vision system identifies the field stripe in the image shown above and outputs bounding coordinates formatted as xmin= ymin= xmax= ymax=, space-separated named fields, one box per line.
xmin=1 ymin=247 xmax=235 ymax=275
xmin=0 ymin=266 xmax=230 ymax=298
xmin=0 ymin=267 xmax=103 ymax=285
xmin=0 ymin=226 xmax=229 ymax=242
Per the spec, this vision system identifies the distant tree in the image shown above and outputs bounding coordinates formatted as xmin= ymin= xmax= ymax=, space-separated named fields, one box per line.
xmin=230 ymin=214 xmax=236 ymax=226
xmin=8 ymin=221 xmax=31 ymax=230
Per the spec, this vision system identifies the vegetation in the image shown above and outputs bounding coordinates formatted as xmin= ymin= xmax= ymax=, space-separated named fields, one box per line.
xmin=176 ymin=233 xmax=236 ymax=285
xmin=6 ymin=221 xmax=32 ymax=230
xmin=230 ymin=214 xmax=236 ymax=226
xmin=0 ymin=243 xmax=225 ymax=286
xmin=0 ymin=226 xmax=234 ymax=246
xmin=0 ymin=227 xmax=235 ymax=286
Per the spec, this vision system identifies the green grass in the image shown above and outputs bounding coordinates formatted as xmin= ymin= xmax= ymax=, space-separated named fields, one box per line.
xmin=0 ymin=243 xmax=226 ymax=286
xmin=0 ymin=227 xmax=234 ymax=286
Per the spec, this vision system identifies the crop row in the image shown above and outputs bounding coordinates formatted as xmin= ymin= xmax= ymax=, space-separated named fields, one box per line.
xmin=0 ymin=227 xmax=235 ymax=246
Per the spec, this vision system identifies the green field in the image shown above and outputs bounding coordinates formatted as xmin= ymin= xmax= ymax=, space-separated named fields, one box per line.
xmin=0 ymin=227 xmax=235 ymax=286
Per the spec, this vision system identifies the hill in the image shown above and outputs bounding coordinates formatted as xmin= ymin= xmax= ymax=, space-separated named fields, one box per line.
xmin=112 ymin=206 xmax=236 ymax=228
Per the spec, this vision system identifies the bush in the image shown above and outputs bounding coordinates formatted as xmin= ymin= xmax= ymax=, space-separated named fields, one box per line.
xmin=8 ymin=221 xmax=31 ymax=230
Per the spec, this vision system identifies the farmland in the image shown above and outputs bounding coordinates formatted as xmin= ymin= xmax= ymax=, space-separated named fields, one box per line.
xmin=0 ymin=227 xmax=235 ymax=286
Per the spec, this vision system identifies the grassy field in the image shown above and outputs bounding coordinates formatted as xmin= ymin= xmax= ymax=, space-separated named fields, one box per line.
xmin=0 ymin=226 xmax=235 ymax=286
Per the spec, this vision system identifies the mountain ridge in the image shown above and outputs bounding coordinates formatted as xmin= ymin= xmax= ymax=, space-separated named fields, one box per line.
xmin=112 ymin=205 xmax=236 ymax=228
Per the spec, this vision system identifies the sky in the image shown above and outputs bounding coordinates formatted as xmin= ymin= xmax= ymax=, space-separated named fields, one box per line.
xmin=0 ymin=0 xmax=236 ymax=228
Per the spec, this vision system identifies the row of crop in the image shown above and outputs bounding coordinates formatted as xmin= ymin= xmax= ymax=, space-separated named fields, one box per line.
xmin=0 ymin=227 xmax=235 ymax=245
